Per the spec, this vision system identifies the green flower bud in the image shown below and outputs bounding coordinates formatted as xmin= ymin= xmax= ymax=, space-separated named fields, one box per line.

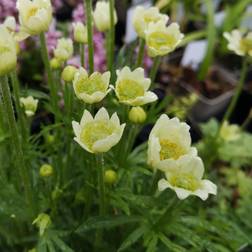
xmin=61 ymin=65 xmax=77 ymax=82
xmin=40 ymin=164 xmax=53 ymax=177
xmin=32 ymin=213 xmax=51 ymax=236
xmin=50 ymin=58 xmax=62 ymax=70
xmin=45 ymin=133 xmax=55 ymax=144
xmin=128 ymin=106 xmax=147 ymax=124
xmin=104 ymin=169 xmax=117 ymax=184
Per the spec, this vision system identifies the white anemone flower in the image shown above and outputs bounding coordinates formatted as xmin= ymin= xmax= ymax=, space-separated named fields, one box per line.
xmin=148 ymin=114 xmax=197 ymax=169
xmin=73 ymin=68 xmax=111 ymax=104
xmin=72 ymin=107 xmax=126 ymax=153
xmin=115 ymin=66 xmax=158 ymax=106
xmin=158 ymin=155 xmax=217 ymax=200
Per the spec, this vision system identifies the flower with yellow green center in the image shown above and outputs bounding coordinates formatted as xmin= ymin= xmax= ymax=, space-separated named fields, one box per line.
xmin=158 ymin=155 xmax=217 ymax=200
xmin=145 ymin=20 xmax=184 ymax=57
xmin=73 ymin=22 xmax=88 ymax=44
xmin=148 ymin=114 xmax=197 ymax=169
xmin=0 ymin=25 xmax=17 ymax=76
xmin=220 ymin=121 xmax=240 ymax=142
xmin=20 ymin=96 xmax=38 ymax=117
xmin=224 ymin=30 xmax=252 ymax=57
xmin=72 ymin=107 xmax=125 ymax=153
xmin=16 ymin=0 xmax=52 ymax=36
xmin=115 ymin=66 xmax=157 ymax=106
xmin=93 ymin=1 xmax=118 ymax=32
xmin=133 ymin=6 xmax=168 ymax=38
xmin=54 ymin=38 xmax=73 ymax=62
xmin=73 ymin=68 xmax=111 ymax=104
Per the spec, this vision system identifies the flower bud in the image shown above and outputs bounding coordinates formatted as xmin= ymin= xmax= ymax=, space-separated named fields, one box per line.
xmin=32 ymin=213 xmax=51 ymax=236
xmin=54 ymin=38 xmax=73 ymax=62
xmin=61 ymin=65 xmax=77 ymax=82
xmin=93 ymin=1 xmax=117 ymax=32
xmin=104 ymin=169 xmax=117 ymax=184
xmin=50 ymin=58 xmax=62 ymax=69
xmin=0 ymin=26 xmax=17 ymax=76
xmin=20 ymin=96 xmax=38 ymax=117
xmin=73 ymin=22 xmax=88 ymax=44
xmin=40 ymin=164 xmax=53 ymax=177
xmin=128 ymin=106 xmax=147 ymax=124
xmin=45 ymin=133 xmax=55 ymax=144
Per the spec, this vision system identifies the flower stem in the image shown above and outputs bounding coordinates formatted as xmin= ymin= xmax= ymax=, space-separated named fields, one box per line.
xmin=39 ymin=33 xmax=58 ymax=117
xmin=222 ymin=57 xmax=248 ymax=124
xmin=85 ymin=0 xmax=94 ymax=74
xmin=95 ymin=153 xmax=106 ymax=247
xmin=135 ymin=38 xmax=145 ymax=68
xmin=0 ymin=75 xmax=35 ymax=216
xmin=80 ymin=43 xmax=85 ymax=68
xmin=108 ymin=0 xmax=115 ymax=75
xmin=9 ymin=71 xmax=28 ymax=140
xmin=150 ymin=56 xmax=161 ymax=88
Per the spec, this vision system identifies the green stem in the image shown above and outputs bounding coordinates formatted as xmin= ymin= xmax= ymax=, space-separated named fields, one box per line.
xmin=9 ymin=71 xmax=28 ymax=140
xmin=39 ymin=33 xmax=58 ymax=116
xmin=222 ymin=58 xmax=248 ymax=124
xmin=241 ymin=108 xmax=252 ymax=130
xmin=150 ymin=56 xmax=161 ymax=87
xmin=85 ymin=0 xmax=94 ymax=74
xmin=135 ymin=38 xmax=145 ymax=68
xmin=95 ymin=153 xmax=106 ymax=248
xmin=80 ymin=43 xmax=85 ymax=68
xmin=108 ymin=0 xmax=115 ymax=75
xmin=0 ymin=76 xmax=35 ymax=216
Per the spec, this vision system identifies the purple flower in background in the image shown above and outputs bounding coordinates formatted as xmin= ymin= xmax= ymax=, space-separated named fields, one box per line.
xmin=46 ymin=20 xmax=62 ymax=55
xmin=52 ymin=0 xmax=63 ymax=11
xmin=72 ymin=3 xmax=85 ymax=23
xmin=0 ymin=0 xmax=17 ymax=22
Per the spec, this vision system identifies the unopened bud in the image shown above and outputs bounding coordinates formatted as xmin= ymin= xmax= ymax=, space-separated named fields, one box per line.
xmin=61 ymin=65 xmax=77 ymax=82
xmin=50 ymin=58 xmax=62 ymax=69
xmin=128 ymin=106 xmax=147 ymax=124
xmin=104 ymin=169 xmax=117 ymax=184
xmin=40 ymin=164 xmax=53 ymax=177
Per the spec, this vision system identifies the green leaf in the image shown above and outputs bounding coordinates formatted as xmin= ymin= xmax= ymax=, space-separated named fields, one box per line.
xmin=75 ymin=215 xmax=142 ymax=234
xmin=146 ymin=236 xmax=158 ymax=252
xmin=52 ymin=236 xmax=74 ymax=252
xmin=118 ymin=225 xmax=147 ymax=252
xmin=159 ymin=233 xmax=186 ymax=252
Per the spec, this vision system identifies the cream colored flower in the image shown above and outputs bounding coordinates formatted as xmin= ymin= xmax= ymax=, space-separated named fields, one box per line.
xmin=73 ymin=68 xmax=111 ymax=104
xmin=20 ymin=96 xmax=39 ymax=117
xmin=145 ymin=20 xmax=184 ymax=57
xmin=133 ymin=6 xmax=168 ymax=38
xmin=158 ymin=155 xmax=217 ymax=200
xmin=224 ymin=30 xmax=252 ymax=57
xmin=93 ymin=1 xmax=117 ymax=32
xmin=54 ymin=38 xmax=73 ymax=61
xmin=0 ymin=25 xmax=17 ymax=76
xmin=3 ymin=16 xmax=16 ymax=33
xmin=220 ymin=121 xmax=240 ymax=142
xmin=73 ymin=22 xmax=88 ymax=44
xmin=72 ymin=107 xmax=125 ymax=153
xmin=17 ymin=0 xmax=52 ymax=36
xmin=115 ymin=66 xmax=157 ymax=106
xmin=148 ymin=114 xmax=197 ymax=169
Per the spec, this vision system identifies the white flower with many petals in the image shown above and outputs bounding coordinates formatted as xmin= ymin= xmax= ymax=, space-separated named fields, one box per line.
xmin=224 ymin=30 xmax=252 ymax=57
xmin=115 ymin=66 xmax=158 ymax=106
xmin=93 ymin=1 xmax=117 ymax=32
xmin=133 ymin=6 xmax=168 ymax=38
xmin=0 ymin=25 xmax=17 ymax=76
xmin=20 ymin=96 xmax=39 ymax=117
xmin=72 ymin=108 xmax=125 ymax=153
xmin=158 ymin=155 xmax=217 ymax=200
xmin=73 ymin=68 xmax=111 ymax=104
xmin=17 ymin=0 xmax=52 ymax=36
xmin=148 ymin=114 xmax=197 ymax=169
xmin=54 ymin=38 xmax=73 ymax=61
xmin=145 ymin=20 xmax=184 ymax=57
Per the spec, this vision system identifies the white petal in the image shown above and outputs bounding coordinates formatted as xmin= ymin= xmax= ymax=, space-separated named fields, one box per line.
xmin=80 ymin=110 xmax=93 ymax=126
xmin=110 ymin=112 xmax=120 ymax=126
xmin=72 ymin=121 xmax=81 ymax=137
xmin=94 ymin=107 xmax=110 ymax=121
xmin=147 ymin=136 xmax=161 ymax=167
xmin=73 ymin=137 xmax=93 ymax=153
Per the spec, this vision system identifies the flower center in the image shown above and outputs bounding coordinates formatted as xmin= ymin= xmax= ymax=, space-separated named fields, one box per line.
xmin=0 ymin=45 xmax=10 ymax=54
xmin=149 ymin=32 xmax=176 ymax=49
xmin=76 ymin=74 xmax=106 ymax=95
xmin=170 ymin=173 xmax=200 ymax=191
xmin=26 ymin=7 xmax=39 ymax=21
xmin=143 ymin=13 xmax=159 ymax=24
xmin=241 ymin=37 xmax=252 ymax=53
xmin=159 ymin=139 xmax=186 ymax=160
xmin=80 ymin=120 xmax=115 ymax=149
xmin=117 ymin=79 xmax=144 ymax=101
